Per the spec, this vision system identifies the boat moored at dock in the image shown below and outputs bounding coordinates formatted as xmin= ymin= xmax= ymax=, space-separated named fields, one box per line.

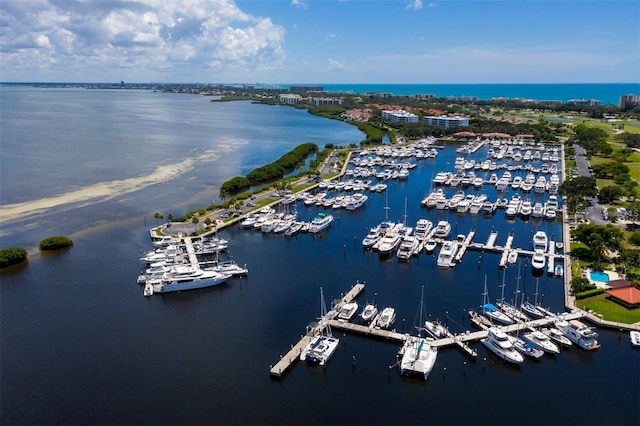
xmin=555 ymin=319 xmax=600 ymax=350
xmin=481 ymin=327 xmax=524 ymax=364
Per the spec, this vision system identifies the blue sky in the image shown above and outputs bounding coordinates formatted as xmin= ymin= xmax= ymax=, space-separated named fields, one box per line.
xmin=1 ymin=0 xmax=638 ymax=84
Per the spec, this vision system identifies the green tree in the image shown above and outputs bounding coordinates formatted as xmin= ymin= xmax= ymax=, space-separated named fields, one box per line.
xmin=192 ymin=216 xmax=199 ymax=234
xmin=559 ymin=176 xmax=597 ymax=198
xmin=628 ymin=231 xmax=640 ymax=247
xmin=167 ymin=213 xmax=174 ymax=222
xmin=0 ymin=247 xmax=28 ymax=268
xmin=598 ymin=185 xmax=624 ymax=204
xmin=571 ymin=223 xmax=624 ymax=263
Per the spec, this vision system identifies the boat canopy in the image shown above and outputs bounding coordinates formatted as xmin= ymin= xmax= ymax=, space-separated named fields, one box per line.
xmin=483 ymin=303 xmax=498 ymax=312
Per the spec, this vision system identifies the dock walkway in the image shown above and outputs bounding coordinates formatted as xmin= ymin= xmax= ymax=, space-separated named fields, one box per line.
xmin=270 ymin=282 xmax=365 ymax=378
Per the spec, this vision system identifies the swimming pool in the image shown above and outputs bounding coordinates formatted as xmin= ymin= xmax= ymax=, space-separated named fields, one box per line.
xmin=590 ymin=271 xmax=610 ymax=282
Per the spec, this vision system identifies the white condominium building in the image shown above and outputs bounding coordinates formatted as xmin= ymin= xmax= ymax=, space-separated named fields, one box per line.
xmin=279 ymin=94 xmax=303 ymax=105
xmin=382 ymin=110 xmax=419 ymax=124
xmin=423 ymin=115 xmax=470 ymax=128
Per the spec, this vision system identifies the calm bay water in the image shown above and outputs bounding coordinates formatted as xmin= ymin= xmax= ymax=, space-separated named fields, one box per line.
xmin=1 ymin=87 xmax=638 ymax=425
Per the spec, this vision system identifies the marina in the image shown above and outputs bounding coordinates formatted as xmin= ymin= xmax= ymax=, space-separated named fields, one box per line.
xmin=270 ymin=281 xmax=590 ymax=379
xmin=3 ymin=86 xmax=639 ymax=425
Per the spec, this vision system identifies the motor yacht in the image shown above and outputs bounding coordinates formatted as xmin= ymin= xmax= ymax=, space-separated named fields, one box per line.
xmin=360 ymin=304 xmax=378 ymax=322
xmin=531 ymin=249 xmax=546 ymax=270
xmin=433 ymin=221 xmax=452 ymax=239
xmin=308 ymin=212 xmax=333 ymax=233
xmin=555 ymin=319 xmax=600 ymax=350
xmin=376 ymin=307 xmax=396 ymax=329
xmin=522 ymin=330 xmax=560 ymax=354
xmin=337 ymin=302 xmax=359 ymax=321
xmin=436 ymin=241 xmax=458 ymax=268
xmin=481 ymin=327 xmax=524 ymax=364
xmin=532 ymin=230 xmax=548 ymax=251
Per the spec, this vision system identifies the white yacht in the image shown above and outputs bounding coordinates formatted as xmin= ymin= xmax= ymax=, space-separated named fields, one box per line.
xmin=630 ymin=330 xmax=640 ymax=348
xmin=532 ymin=202 xmax=544 ymax=218
xmin=362 ymin=225 xmax=384 ymax=249
xmin=360 ymin=304 xmax=378 ymax=322
xmin=532 ymin=230 xmax=548 ymax=251
xmin=204 ymin=260 xmax=248 ymax=277
xmin=424 ymin=320 xmax=448 ymax=339
xmin=376 ymin=307 xmax=396 ymax=329
xmin=523 ymin=330 xmax=560 ymax=354
xmin=433 ymin=220 xmax=452 ymax=239
xmin=519 ymin=199 xmax=532 ymax=218
xmin=308 ymin=212 xmax=333 ymax=233
xmin=436 ymin=241 xmax=458 ymax=268
xmin=481 ymin=327 xmax=524 ymax=364
xmin=555 ymin=319 xmax=600 ymax=350
xmin=345 ymin=192 xmax=368 ymax=210
xmin=540 ymin=327 xmax=573 ymax=347
xmin=414 ymin=219 xmax=433 ymax=240
xmin=377 ymin=232 xmax=402 ymax=256
xmin=337 ymin=302 xmax=359 ymax=321
xmin=400 ymin=337 xmax=438 ymax=380
xmin=397 ymin=235 xmax=419 ymax=261
xmin=531 ymin=249 xmax=546 ymax=270
xmin=157 ymin=266 xmax=230 ymax=293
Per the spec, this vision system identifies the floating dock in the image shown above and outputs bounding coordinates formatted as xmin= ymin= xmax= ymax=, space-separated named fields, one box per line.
xmin=270 ymin=282 xmax=365 ymax=378
xmin=270 ymin=282 xmax=588 ymax=378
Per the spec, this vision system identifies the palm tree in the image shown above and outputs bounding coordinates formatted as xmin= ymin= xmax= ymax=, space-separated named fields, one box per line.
xmin=192 ymin=216 xmax=199 ymax=234
xmin=153 ymin=212 xmax=161 ymax=226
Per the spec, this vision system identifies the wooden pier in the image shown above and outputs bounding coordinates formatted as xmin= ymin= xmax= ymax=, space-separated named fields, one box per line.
xmin=270 ymin=281 xmax=589 ymax=378
xmin=269 ymin=282 xmax=365 ymax=378
xmin=182 ymin=237 xmax=201 ymax=268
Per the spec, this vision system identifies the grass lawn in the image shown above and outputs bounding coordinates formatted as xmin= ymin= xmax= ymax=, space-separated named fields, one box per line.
xmin=575 ymin=293 xmax=640 ymax=324
xmin=625 ymin=157 xmax=640 ymax=182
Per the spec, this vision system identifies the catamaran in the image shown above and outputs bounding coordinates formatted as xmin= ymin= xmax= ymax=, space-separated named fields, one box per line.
xmin=300 ymin=288 xmax=340 ymax=366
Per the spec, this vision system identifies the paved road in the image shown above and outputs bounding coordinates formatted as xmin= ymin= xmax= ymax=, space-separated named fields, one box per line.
xmin=573 ymin=144 xmax=607 ymax=225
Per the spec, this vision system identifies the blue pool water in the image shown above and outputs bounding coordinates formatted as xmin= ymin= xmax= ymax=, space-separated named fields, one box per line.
xmin=590 ymin=271 xmax=610 ymax=282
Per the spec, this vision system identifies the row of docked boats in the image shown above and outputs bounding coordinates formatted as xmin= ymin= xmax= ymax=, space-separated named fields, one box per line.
xmin=422 ymin=189 xmax=560 ymax=221
xmin=478 ymin=317 xmax=600 ymax=365
xmin=138 ymin=234 xmax=248 ymax=297
xmin=299 ymin=288 xmax=399 ymax=368
xmin=241 ymin=207 xmax=334 ymax=235
xmin=434 ymin=168 xmax=560 ymax=194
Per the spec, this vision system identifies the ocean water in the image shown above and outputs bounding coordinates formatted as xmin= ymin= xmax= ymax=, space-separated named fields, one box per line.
xmin=297 ymin=83 xmax=640 ymax=106
xmin=1 ymin=87 xmax=638 ymax=425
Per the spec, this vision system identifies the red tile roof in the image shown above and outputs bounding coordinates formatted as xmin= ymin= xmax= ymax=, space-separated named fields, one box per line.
xmin=606 ymin=285 xmax=640 ymax=305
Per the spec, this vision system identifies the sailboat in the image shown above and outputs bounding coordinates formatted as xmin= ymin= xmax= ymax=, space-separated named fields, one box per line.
xmin=521 ymin=277 xmax=546 ymax=319
xmin=299 ymin=287 xmax=339 ymax=366
xmin=481 ymin=276 xmax=514 ymax=325
xmin=496 ymin=267 xmax=529 ymax=322
xmin=400 ymin=286 xmax=438 ymax=380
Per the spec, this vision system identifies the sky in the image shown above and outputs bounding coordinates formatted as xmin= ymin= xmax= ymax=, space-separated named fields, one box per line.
xmin=1 ymin=0 xmax=638 ymax=84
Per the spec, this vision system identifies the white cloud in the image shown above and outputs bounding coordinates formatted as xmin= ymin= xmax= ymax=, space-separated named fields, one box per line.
xmin=406 ymin=0 xmax=423 ymax=10
xmin=327 ymin=57 xmax=346 ymax=71
xmin=0 ymin=0 xmax=287 ymax=82
xmin=290 ymin=0 xmax=308 ymax=9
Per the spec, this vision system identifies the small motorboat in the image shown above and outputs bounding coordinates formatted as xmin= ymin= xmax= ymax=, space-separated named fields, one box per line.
xmin=360 ymin=304 xmax=378 ymax=322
